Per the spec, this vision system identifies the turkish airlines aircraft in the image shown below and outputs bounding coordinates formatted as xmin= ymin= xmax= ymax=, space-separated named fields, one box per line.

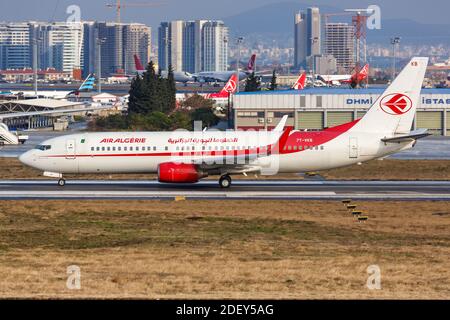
xmin=291 ymin=72 xmax=306 ymax=90
xmin=193 ymin=54 xmax=256 ymax=83
xmin=19 ymin=57 xmax=429 ymax=188
xmin=176 ymin=74 xmax=238 ymax=103
xmin=319 ymin=64 xmax=369 ymax=86
xmin=134 ymin=55 xmax=195 ymax=83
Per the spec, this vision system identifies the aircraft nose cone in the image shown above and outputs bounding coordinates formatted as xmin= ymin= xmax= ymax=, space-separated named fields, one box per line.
xmin=19 ymin=151 xmax=33 ymax=167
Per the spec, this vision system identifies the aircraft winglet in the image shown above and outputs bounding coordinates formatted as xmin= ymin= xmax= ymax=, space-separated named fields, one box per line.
xmin=274 ymin=115 xmax=288 ymax=132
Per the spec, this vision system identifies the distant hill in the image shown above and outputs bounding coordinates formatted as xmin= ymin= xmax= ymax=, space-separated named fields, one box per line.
xmin=222 ymin=1 xmax=450 ymax=45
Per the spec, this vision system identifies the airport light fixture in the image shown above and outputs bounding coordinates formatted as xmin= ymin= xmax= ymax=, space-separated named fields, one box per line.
xmin=236 ymin=37 xmax=244 ymax=93
xmin=96 ymin=38 xmax=107 ymax=93
xmin=391 ymin=37 xmax=401 ymax=80
xmin=32 ymin=37 xmax=42 ymax=97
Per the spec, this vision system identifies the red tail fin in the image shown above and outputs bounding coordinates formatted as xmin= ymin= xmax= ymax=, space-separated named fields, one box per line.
xmin=292 ymin=72 xmax=306 ymax=90
xmin=134 ymin=54 xmax=145 ymax=71
xmin=220 ymin=74 xmax=238 ymax=95
xmin=246 ymin=54 xmax=256 ymax=72
xmin=359 ymin=64 xmax=369 ymax=80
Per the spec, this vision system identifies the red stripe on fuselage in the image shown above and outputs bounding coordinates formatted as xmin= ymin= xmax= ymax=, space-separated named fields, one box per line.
xmin=46 ymin=120 xmax=359 ymax=158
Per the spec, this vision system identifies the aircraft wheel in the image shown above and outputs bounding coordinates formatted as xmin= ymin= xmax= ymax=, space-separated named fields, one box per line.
xmin=58 ymin=178 xmax=66 ymax=187
xmin=219 ymin=175 xmax=232 ymax=188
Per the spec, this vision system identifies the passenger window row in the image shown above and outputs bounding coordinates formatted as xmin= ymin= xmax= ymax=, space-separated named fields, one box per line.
xmin=90 ymin=146 xmax=169 ymax=152
xmin=283 ymin=145 xmax=324 ymax=151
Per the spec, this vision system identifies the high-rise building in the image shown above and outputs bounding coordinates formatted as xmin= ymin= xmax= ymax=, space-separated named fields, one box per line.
xmin=0 ymin=21 xmax=150 ymax=78
xmin=158 ymin=20 xmax=228 ymax=73
xmin=32 ymin=22 xmax=84 ymax=73
xmin=123 ymin=23 xmax=151 ymax=74
xmin=81 ymin=21 xmax=97 ymax=78
xmin=324 ymin=23 xmax=355 ymax=72
xmin=294 ymin=13 xmax=306 ymax=69
xmin=201 ymin=21 xmax=228 ymax=72
xmin=294 ymin=7 xmax=321 ymax=69
xmin=182 ymin=20 xmax=207 ymax=73
xmin=95 ymin=22 xmax=123 ymax=76
xmin=0 ymin=22 xmax=31 ymax=70
xmin=158 ymin=20 xmax=184 ymax=72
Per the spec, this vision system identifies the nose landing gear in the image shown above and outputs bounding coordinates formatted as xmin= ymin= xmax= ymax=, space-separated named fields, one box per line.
xmin=58 ymin=178 xmax=66 ymax=187
xmin=219 ymin=175 xmax=232 ymax=188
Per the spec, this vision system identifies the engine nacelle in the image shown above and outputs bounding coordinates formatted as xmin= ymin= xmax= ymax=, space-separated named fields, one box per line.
xmin=158 ymin=162 xmax=206 ymax=183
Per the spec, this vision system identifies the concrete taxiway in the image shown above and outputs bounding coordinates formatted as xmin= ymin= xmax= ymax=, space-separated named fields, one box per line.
xmin=0 ymin=180 xmax=449 ymax=200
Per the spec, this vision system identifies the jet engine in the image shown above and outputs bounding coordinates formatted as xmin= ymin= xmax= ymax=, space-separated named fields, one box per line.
xmin=158 ymin=162 xmax=207 ymax=183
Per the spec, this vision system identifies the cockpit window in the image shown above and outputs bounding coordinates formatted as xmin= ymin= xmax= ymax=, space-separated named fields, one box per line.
xmin=35 ymin=145 xmax=51 ymax=151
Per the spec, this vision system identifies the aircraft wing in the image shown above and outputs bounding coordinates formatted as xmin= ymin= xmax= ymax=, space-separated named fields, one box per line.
xmin=170 ymin=121 xmax=291 ymax=175
xmin=381 ymin=129 xmax=431 ymax=143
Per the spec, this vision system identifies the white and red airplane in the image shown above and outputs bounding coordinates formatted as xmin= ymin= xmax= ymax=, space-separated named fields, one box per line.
xmin=19 ymin=57 xmax=429 ymax=188
xmin=134 ymin=54 xmax=256 ymax=84
xmin=193 ymin=54 xmax=256 ymax=83
xmin=319 ymin=64 xmax=369 ymax=86
xmin=291 ymin=72 xmax=306 ymax=90
xmin=134 ymin=55 xmax=195 ymax=83
xmin=176 ymin=74 xmax=237 ymax=103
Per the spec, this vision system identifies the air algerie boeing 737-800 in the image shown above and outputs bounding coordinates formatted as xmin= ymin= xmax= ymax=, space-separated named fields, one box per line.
xmin=19 ymin=57 xmax=430 ymax=188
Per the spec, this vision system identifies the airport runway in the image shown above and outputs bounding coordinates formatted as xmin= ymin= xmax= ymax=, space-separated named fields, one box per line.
xmin=0 ymin=180 xmax=449 ymax=200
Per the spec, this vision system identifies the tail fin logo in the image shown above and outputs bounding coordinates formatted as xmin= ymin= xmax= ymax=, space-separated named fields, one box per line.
xmin=223 ymin=76 xmax=237 ymax=93
xmin=247 ymin=54 xmax=256 ymax=71
xmin=380 ymin=93 xmax=413 ymax=115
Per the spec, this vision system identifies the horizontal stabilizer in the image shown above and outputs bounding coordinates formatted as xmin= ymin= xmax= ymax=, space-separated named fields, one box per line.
xmin=381 ymin=129 xmax=431 ymax=143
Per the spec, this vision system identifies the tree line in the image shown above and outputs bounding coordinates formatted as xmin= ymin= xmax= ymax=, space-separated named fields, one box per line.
xmin=90 ymin=62 xmax=220 ymax=131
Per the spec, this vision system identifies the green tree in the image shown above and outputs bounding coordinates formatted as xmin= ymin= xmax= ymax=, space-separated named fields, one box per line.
xmin=127 ymin=75 xmax=147 ymax=115
xmin=244 ymin=72 xmax=261 ymax=92
xmin=191 ymin=107 xmax=220 ymax=128
xmin=165 ymin=65 xmax=177 ymax=112
xmin=169 ymin=111 xmax=192 ymax=130
xmin=128 ymin=61 xmax=159 ymax=115
xmin=269 ymin=69 xmax=277 ymax=91
xmin=180 ymin=93 xmax=215 ymax=110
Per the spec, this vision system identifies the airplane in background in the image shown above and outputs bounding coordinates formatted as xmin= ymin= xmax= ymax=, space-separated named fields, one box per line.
xmin=134 ymin=54 xmax=256 ymax=84
xmin=134 ymin=55 xmax=195 ymax=83
xmin=318 ymin=64 xmax=369 ymax=87
xmin=192 ymin=54 xmax=256 ymax=83
xmin=176 ymin=74 xmax=238 ymax=103
xmin=10 ymin=74 xmax=96 ymax=99
xmin=19 ymin=57 xmax=430 ymax=188
xmin=291 ymin=73 xmax=306 ymax=90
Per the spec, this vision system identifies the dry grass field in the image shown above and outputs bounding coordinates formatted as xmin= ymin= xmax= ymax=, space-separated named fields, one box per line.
xmin=0 ymin=157 xmax=449 ymax=180
xmin=0 ymin=200 xmax=448 ymax=299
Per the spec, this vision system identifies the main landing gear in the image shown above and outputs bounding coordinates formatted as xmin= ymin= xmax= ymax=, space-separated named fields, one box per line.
xmin=58 ymin=178 xmax=66 ymax=187
xmin=219 ymin=175 xmax=232 ymax=188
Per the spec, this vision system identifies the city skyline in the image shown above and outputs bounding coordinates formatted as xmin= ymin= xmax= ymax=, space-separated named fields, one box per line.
xmin=0 ymin=0 xmax=449 ymax=28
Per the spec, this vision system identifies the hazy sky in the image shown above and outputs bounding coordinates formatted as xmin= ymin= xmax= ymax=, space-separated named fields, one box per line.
xmin=0 ymin=0 xmax=447 ymax=26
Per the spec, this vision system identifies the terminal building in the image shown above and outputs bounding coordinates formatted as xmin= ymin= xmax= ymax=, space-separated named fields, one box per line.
xmin=233 ymin=88 xmax=450 ymax=136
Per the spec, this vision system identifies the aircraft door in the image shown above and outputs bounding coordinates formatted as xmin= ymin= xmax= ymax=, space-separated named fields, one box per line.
xmin=66 ymin=139 xmax=76 ymax=159
xmin=349 ymin=137 xmax=358 ymax=159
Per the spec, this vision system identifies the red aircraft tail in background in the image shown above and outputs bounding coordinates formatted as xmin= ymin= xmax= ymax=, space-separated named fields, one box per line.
xmin=292 ymin=72 xmax=306 ymax=90
xmin=205 ymin=74 xmax=238 ymax=99
xmin=134 ymin=54 xmax=145 ymax=72
xmin=246 ymin=54 xmax=256 ymax=73
xmin=344 ymin=64 xmax=369 ymax=84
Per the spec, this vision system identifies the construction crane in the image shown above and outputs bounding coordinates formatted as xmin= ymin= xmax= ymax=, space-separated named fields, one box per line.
xmin=345 ymin=9 xmax=374 ymax=88
xmin=106 ymin=0 xmax=165 ymax=24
